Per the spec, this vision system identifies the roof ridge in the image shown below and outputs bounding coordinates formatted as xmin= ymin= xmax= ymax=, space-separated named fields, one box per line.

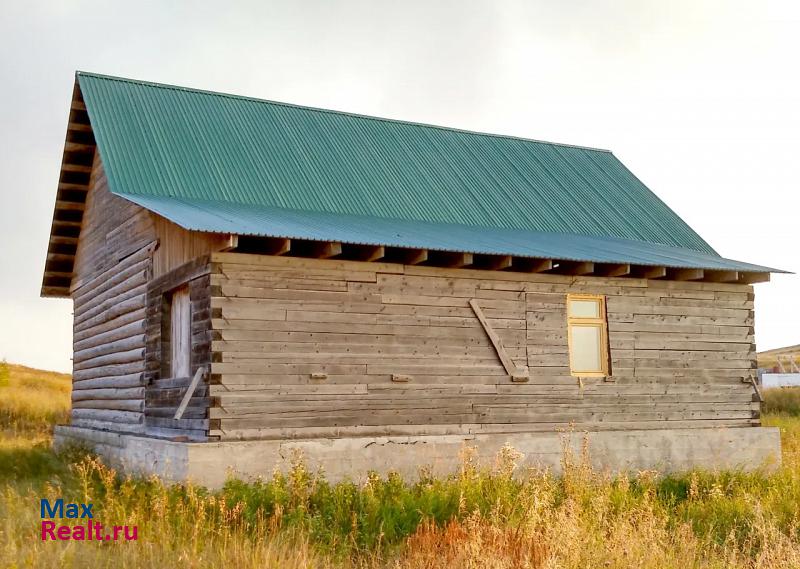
xmin=76 ymin=70 xmax=612 ymax=154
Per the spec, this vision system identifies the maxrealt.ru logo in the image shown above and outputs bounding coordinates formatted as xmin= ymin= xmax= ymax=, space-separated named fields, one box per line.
xmin=40 ymin=499 xmax=138 ymax=541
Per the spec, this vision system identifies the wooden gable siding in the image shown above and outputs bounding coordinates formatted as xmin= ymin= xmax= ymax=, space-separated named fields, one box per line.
xmin=69 ymin=153 xmax=229 ymax=437
xmin=71 ymin=154 xmax=156 ymax=289
xmin=208 ymin=252 xmax=758 ymax=441
xmin=151 ymin=215 xmax=234 ymax=279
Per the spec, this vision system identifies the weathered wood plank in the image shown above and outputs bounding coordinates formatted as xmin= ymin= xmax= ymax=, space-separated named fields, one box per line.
xmin=197 ymin=252 xmax=764 ymax=438
xmin=71 ymin=387 xmax=145 ymax=401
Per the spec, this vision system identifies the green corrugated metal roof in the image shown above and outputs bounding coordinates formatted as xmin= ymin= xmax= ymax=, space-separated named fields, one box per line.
xmin=73 ymin=71 xmax=781 ymax=274
xmin=122 ymin=193 xmax=781 ymax=273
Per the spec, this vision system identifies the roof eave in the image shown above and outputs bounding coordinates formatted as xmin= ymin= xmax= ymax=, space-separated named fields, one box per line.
xmin=40 ymin=76 xmax=96 ymax=298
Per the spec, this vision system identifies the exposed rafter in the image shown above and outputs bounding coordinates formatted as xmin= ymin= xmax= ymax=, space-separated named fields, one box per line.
xmin=669 ymin=268 xmax=705 ymax=281
xmin=633 ymin=266 xmax=667 ymax=279
xmin=216 ymin=238 xmax=772 ymax=284
xmin=41 ymin=79 xmax=95 ymax=297
xmin=597 ymin=263 xmax=631 ymax=278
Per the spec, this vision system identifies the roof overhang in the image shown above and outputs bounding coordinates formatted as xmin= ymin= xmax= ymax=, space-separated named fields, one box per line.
xmin=122 ymin=193 xmax=785 ymax=283
xmin=41 ymin=73 xmax=787 ymax=298
xmin=41 ymin=77 xmax=94 ymax=298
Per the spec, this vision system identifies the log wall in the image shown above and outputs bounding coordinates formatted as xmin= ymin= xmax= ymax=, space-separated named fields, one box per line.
xmin=71 ymin=244 xmax=152 ymax=432
xmin=69 ymin=153 xmax=226 ymax=438
xmin=209 ymin=252 xmax=759 ymax=441
xmin=69 ymin=154 xmax=156 ymax=433
xmin=144 ymin=256 xmax=212 ymax=440
xmin=71 ymin=155 xmax=155 ymax=293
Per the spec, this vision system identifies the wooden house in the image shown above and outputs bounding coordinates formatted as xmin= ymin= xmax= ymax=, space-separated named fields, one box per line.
xmin=46 ymin=72 xmax=782 ymax=485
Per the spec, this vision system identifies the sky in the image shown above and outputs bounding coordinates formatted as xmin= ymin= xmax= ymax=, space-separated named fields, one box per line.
xmin=0 ymin=0 xmax=797 ymax=373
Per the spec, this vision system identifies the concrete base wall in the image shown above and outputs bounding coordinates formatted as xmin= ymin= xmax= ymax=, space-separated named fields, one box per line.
xmin=54 ymin=426 xmax=782 ymax=489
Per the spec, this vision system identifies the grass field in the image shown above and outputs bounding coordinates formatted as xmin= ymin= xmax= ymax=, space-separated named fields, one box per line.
xmin=757 ymin=345 xmax=800 ymax=371
xmin=1 ymin=361 xmax=798 ymax=568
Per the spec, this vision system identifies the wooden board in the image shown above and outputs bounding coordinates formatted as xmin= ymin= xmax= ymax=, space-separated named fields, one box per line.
xmin=208 ymin=253 xmax=759 ymax=440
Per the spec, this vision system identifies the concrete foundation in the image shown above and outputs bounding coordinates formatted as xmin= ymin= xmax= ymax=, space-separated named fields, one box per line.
xmin=54 ymin=425 xmax=782 ymax=489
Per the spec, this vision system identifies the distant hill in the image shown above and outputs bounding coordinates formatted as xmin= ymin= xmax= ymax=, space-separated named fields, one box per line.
xmin=758 ymin=344 xmax=800 ymax=371
xmin=0 ymin=361 xmax=71 ymax=436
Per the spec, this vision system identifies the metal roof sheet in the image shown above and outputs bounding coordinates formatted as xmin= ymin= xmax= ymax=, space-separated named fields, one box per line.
xmin=77 ymin=72 xmax=718 ymax=254
xmin=122 ymin=193 xmax=782 ymax=273
xmin=62 ymin=71 xmax=785 ymax=276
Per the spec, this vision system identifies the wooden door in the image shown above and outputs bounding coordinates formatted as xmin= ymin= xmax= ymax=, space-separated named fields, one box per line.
xmin=170 ymin=286 xmax=191 ymax=378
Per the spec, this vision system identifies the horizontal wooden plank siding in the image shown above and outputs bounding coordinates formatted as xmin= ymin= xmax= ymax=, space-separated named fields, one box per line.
xmin=209 ymin=253 xmax=759 ymax=441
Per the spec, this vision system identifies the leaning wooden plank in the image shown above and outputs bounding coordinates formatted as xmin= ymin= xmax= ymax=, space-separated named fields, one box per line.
xmin=174 ymin=367 xmax=207 ymax=420
xmin=742 ymin=375 xmax=764 ymax=403
xmin=469 ymin=299 xmax=527 ymax=379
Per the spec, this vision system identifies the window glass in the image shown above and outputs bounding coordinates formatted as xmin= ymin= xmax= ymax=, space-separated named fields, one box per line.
xmin=568 ymin=298 xmax=600 ymax=318
xmin=570 ymin=324 xmax=602 ymax=373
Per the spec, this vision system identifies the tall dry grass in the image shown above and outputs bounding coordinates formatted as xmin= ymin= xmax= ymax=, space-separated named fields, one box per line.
xmin=1 ymin=431 xmax=798 ymax=568
xmin=0 ymin=361 xmax=70 ymax=437
xmin=763 ymin=387 xmax=800 ymax=417
xmin=0 ymin=365 xmax=798 ymax=568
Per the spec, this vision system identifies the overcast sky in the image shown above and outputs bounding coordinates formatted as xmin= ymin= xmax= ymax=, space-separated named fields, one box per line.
xmin=1 ymin=0 xmax=797 ymax=373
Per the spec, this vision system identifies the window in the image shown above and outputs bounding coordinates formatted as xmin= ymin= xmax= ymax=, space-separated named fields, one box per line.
xmin=566 ymin=294 xmax=611 ymax=377
xmin=169 ymin=286 xmax=191 ymax=378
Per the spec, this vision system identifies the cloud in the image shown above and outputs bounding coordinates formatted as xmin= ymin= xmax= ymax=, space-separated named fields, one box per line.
xmin=1 ymin=0 xmax=797 ymax=371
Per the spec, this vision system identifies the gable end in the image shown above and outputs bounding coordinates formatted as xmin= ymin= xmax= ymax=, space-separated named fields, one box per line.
xmin=41 ymin=79 xmax=95 ymax=297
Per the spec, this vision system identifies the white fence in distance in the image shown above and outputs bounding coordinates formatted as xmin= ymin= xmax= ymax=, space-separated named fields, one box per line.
xmin=762 ymin=373 xmax=800 ymax=388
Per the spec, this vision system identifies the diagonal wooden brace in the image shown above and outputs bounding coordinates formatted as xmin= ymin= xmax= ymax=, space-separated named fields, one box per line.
xmin=174 ymin=366 xmax=207 ymax=420
xmin=469 ymin=299 xmax=529 ymax=382
xmin=742 ymin=373 xmax=763 ymax=403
